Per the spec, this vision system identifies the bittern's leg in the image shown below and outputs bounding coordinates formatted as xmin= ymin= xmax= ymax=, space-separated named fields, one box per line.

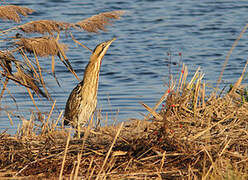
xmin=75 ymin=113 xmax=94 ymax=138
xmin=77 ymin=121 xmax=81 ymax=138
xmin=88 ymin=112 xmax=94 ymax=128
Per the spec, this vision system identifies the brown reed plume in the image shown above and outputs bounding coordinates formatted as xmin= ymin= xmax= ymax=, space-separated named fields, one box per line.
xmin=14 ymin=36 xmax=80 ymax=82
xmin=1 ymin=10 xmax=124 ymax=35
xmin=0 ymin=51 xmax=15 ymax=74
xmin=19 ymin=20 xmax=70 ymax=35
xmin=0 ymin=5 xmax=34 ymax=22
xmin=15 ymin=36 xmax=68 ymax=57
xmin=74 ymin=10 xmax=125 ymax=33
xmin=0 ymin=51 xmax=15 ymax=100
xmin=13 ymin=63 xmax=48 ymax=99
xmin=0 ymin=56 xmax=48 ymax=100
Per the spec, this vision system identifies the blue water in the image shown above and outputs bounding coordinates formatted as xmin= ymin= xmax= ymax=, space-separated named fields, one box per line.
xmin=1 ymin=0 xmax=248 ymax=134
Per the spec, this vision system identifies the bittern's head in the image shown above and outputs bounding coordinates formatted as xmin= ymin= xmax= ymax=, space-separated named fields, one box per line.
xmin=91 ymin=37 xmax=116 ymax=63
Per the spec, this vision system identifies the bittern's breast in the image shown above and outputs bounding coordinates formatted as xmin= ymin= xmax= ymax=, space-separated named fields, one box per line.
xmin=64 ymin=82 xmax=98 ymax=127
xmin=77 ymin=97 xmax=97 ymax=125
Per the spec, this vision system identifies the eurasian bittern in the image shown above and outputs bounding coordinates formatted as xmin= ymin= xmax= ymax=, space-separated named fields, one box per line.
xmin=64 ymin=38 xmax=116 ymax=131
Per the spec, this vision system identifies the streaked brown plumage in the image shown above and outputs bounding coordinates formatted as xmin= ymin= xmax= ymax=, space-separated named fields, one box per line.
xmin=64 ymin=38 xmax=116 ymax=129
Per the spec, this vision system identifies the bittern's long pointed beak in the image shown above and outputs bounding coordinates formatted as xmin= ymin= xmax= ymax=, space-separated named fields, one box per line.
xmin=97 ymin=37 xmax=116 ymax=60
xmin=105 ymin=37 xmax=116 ymax=48
xmin=91 ymin=37 xmax=116 ymax=63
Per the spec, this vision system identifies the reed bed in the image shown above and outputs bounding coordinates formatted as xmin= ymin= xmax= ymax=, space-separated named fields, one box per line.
xmin=0 ymin=4 xmax=248 ymax=180
xmin=0 ymin=65 xmax=247 ymax=179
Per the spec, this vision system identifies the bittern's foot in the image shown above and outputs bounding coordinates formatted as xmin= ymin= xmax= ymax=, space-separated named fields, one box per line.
xmin=73 ymin=127 xmax=87 ymax=138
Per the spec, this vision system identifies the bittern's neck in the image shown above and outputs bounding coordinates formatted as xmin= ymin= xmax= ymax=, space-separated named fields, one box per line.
xmin=81 ymin=56 xmax=102 ymax=97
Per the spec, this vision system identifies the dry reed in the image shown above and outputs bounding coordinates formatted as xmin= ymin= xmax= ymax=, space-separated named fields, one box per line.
xmin=13 ymin=64 xmax=48 ymax=99
xmin=15 ymin=36 xmax=68 ymax=57
xmin=74 ymin=10 xmax=125 ymax=33
xmin=19 ymin=20 xmax=70 ymax=35
xmin=0 ymin=5 xmax=34 ymax=23
xmin=1 ymin=3 xmax=247 ymax=179
xmin=0 ymin=51 xmax=48 ymax=100
xmin=217 ymin=23 xmax=248 ymax=88
xmin=0 ymin=51 xmax=14 ymax=74
xmin=0 ymin=65 xmax=247 ymax=179
xmin=1 ymin=10 xmax=124 ymax=35
xmin=0 ymin=8 xmax=124 ymax=101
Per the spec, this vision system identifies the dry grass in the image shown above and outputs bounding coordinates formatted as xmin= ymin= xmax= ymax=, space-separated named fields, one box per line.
xmin=15 ymin=36 xmax=68 ymax=57
xmin=0 ymin=51 xmax=14 ymax=74
xmin=217 ymin=24 xmax=248 ymax=88
xmin=19 ymin=20 xmax=70 ymax=35
xmin=0 ymin=9 xmax=125 ymax=96
xmin=0 ymin=8 xmax=124 ymax=96
xmin=13 ymin=63 xmax=48 ymax=99
xmin=0 ymin=5 xmax=34 ymax=23
xmin=0 ymin=50 xmax=50 ymax=101
xmin=17 ymin=10 xmax=125 ymax=35
xmin=74 ymin=10 xmax=125 ymax=33
xmin=1 ymin=10 xmax=124 ymax=35
xmin=0 ymin=66 xmax=247 ymax=179
xmin=0 ymin=3 xmax=247 ymax=180
xmin=0 ymin=35 xmax=72 ymax=102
